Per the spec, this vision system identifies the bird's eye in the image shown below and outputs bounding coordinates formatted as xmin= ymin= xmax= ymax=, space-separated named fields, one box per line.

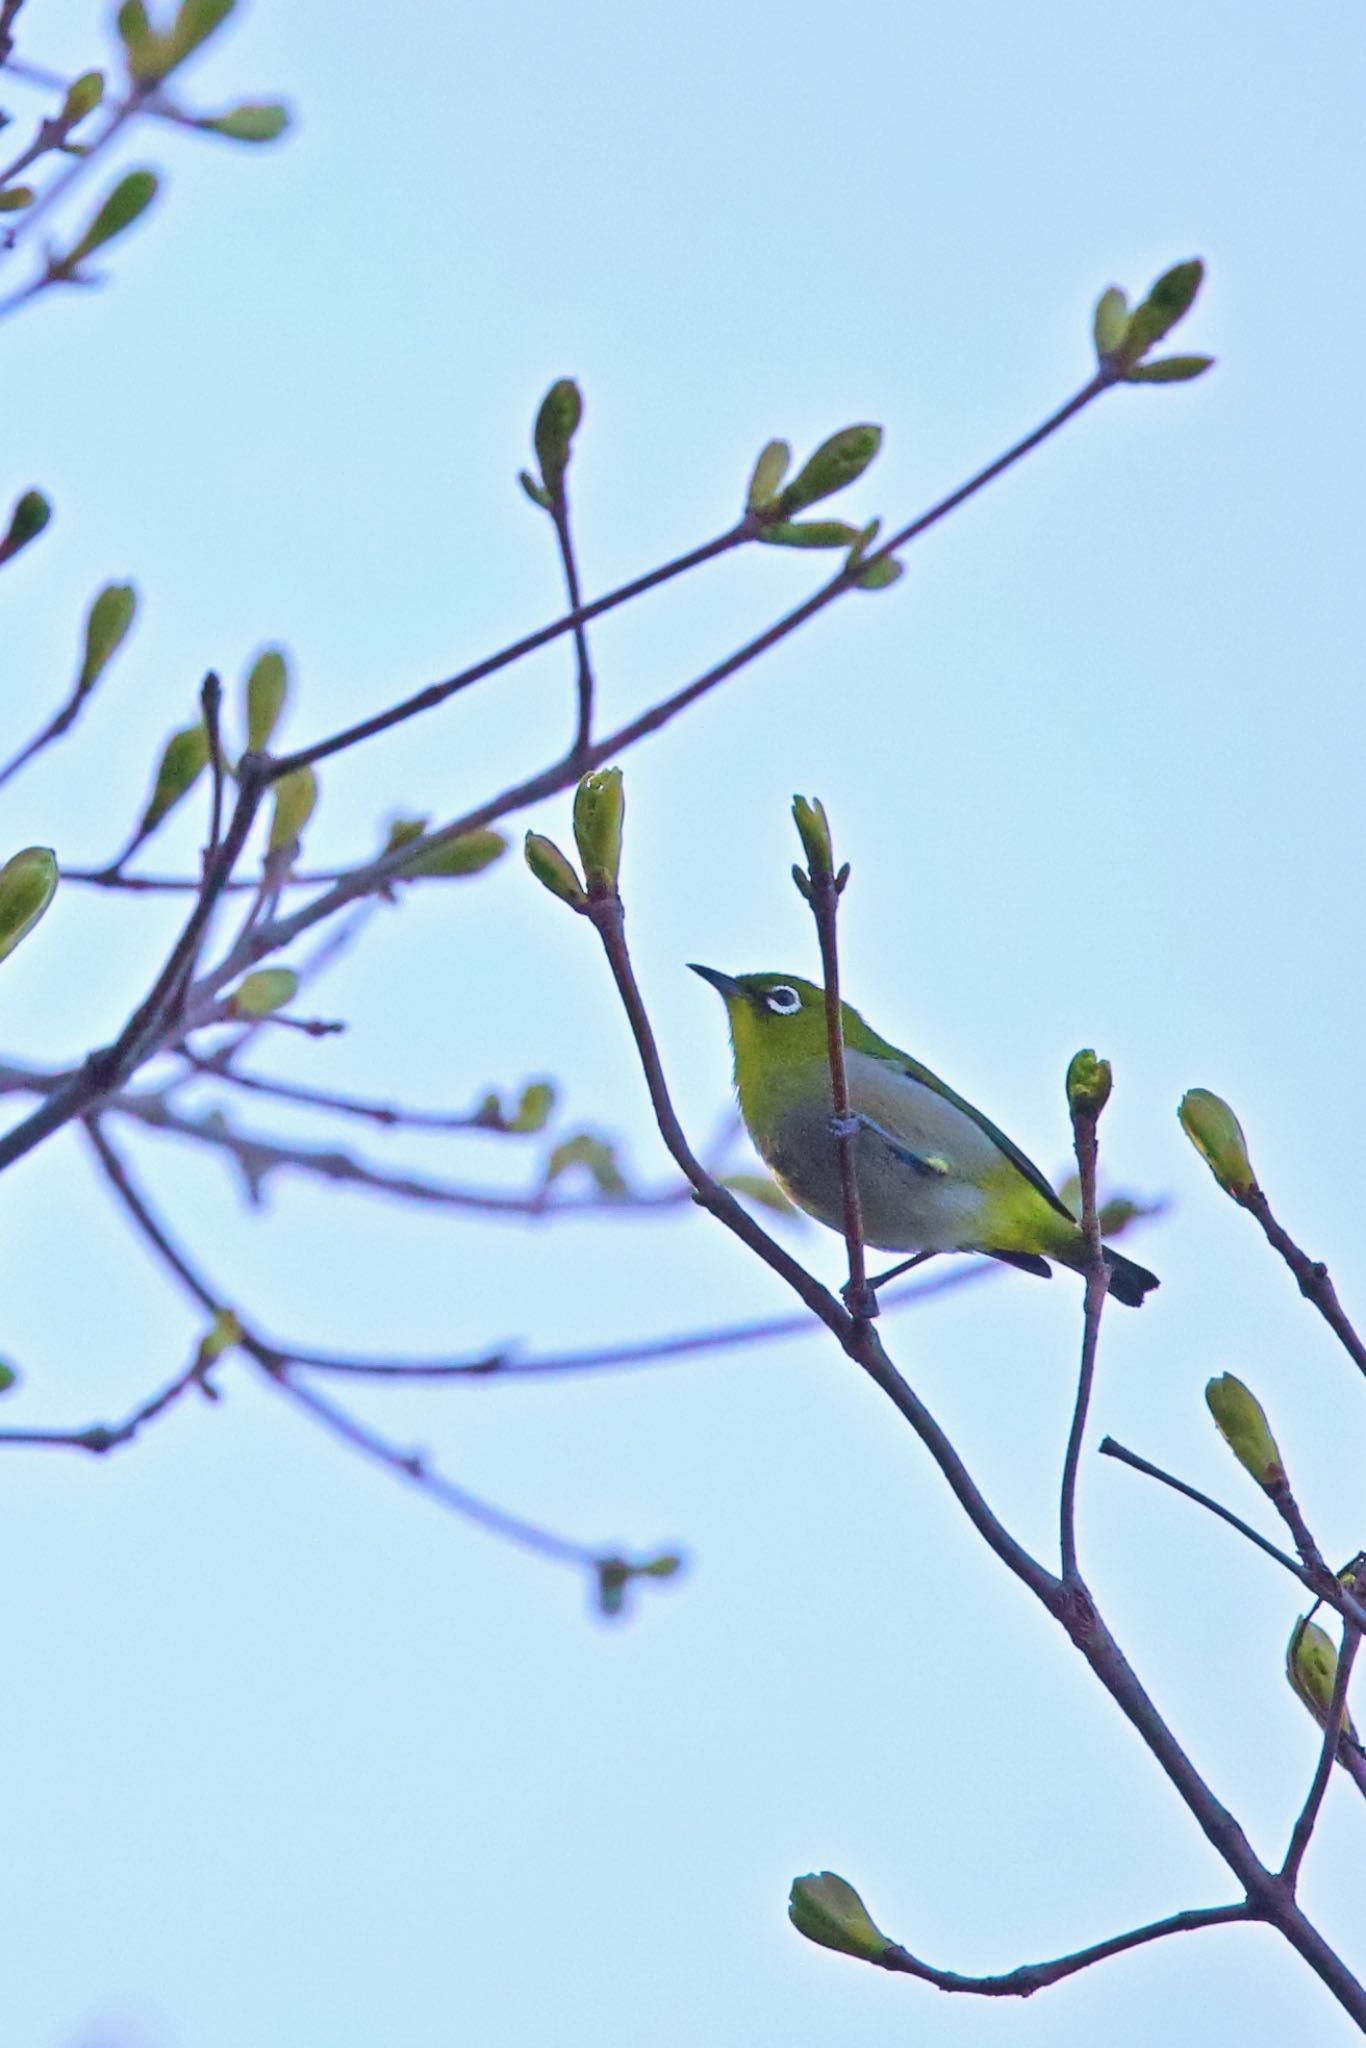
xmin=764 ymin=985 xmax=802 ymax=1016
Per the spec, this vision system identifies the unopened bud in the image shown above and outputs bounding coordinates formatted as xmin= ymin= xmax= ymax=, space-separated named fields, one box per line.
xmin=1066 ymin=1048 xmax=1113 ymax=1119
xmin=572 ymin=768 xmax=624 ymax=892
xmin=245 ymin=648 xmax=289 ymax=752
xmin=268 ymin=766 xmax=318 ymax=854
xmin=139 ymin=723 xmax=209 ymax=836
xmin=524 ymin=832 xmax=587 ymax=911
xmin=0 ymin=847 xmax=58 ymax=964
xmin=788 ymin=1873 xmax=893 ymax=1962
xmin=1179 ymin=1089 xmax=1257 ymax=1200
xmin=229 ymin=968 xmax=298 ymax=1018
xmin=1205 ymin=1374 xmax=1284 ymax=1491
xmin=776 ymin=425 xmax=882 ymax=517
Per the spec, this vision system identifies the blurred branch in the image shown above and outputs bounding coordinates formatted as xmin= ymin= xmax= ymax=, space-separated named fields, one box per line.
xmin=1059 ymin=1067 xmax=1109 ymax=1585
xmin=0 ymin=1328 xmax=222 ymax=1453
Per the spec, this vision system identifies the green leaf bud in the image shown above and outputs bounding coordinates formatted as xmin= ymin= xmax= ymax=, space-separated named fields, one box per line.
xmin=0 ymin=847 xmax=58 ymax=964
xmin=197 ymin=100 xmax=290 ymax=142
xmin=1205 ymin=1373 xmax=1285 ymax=1491
xmin=792 ymin=793 xmax=834 ymax=880
xmin=638 ymin=1551 xmax=683 ymax=1578
xmin=1066 ymin=1047 xmax=1112 ymax=1118
xmin=78 ymin=582 xmax=137 ymax=697
xmin=1121 ymin=258 xmax=1205 ymax=365
xmin=397 ymin=828 xmax=507 ymax=879
xmin=61 ymin=70 xmax=106 ymax=128
xmin=1178 ymin=1088 xmax=1257 ymax=1200
xmin=854 ymin=555 xmax=903 ymax=590
xmin=572 ymin=766 xmax=624 ymax=892
xmin=1092 ymin=284 xmax=1130 ymax=360
xmin=1287 ymin=1616 xmax=1358 ymax=1745
xmin=756 ymin=518 xmax=862 ymax=549
xmin=0 ymin=488 xmax=52 ymax=565
xmin=595 ymin=1557 xmax=631 ymax=1617
xmin=58 ymin=168 xmax=159 ymax=271
xmin=165 ymin=0 xmax=237 ymax=67
xmin=139 ymin=722 xmax=209 ymax=836
xmin=788 ymin=1873 xmax=893 ymax=1962
xmin=197 ymin=1307 xmax=242 ymax=1364
xmin=517 ymin=468 xmax=552 ymax=511
xmin=746 ymin=437 xmax=791 ymax=510
xmin=544 ymin=1131 xmax=627 ymax=1195
xmin=244 ymin=647 xmax=289 ymax=752
xmin=0 ymin=1361 xmax=19 ymax=1395
xmin=524 ymin=831 xmax=587 ymax=911
xmin=229 ymin=967 xmax=298 ymax=1018
xmin=776 ymin=425 xmax=882 ymax=517
xmin=1125 ymin=355 xmax=1216 ymax=385
xmin=533 ymin=378 xmax=582 ymax=502
xmin=0 ymin=185 xmax=34 ymax=213
xmin=268 ymin=766 xmax=318 ymax=853
xmin=506 ymin=1080 xmax=556 ymax=1133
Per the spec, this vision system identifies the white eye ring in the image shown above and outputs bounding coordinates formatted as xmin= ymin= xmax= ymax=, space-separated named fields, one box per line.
xmin=765 ymin=985 xmax=802 ymax=1016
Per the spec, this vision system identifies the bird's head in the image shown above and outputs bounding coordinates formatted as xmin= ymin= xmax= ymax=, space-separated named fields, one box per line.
xmin=688 ymin=965 xmax=845 ymax=1086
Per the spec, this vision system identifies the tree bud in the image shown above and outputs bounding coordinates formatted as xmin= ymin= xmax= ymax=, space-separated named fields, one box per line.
xmin=0 ymin=489 xmax=52 ymax=565
xmin=78 ymin=583 xmax=137 ymax=697
xmin=268 ymin=766 xmax=318 ymax=854
xmin=776 ymin=425 xmax=882 ymax=517
xmin=791 ymin=794 xmax=834 ymax=880
xmin=0 ymin=847 xmax=58 ymax=964
xmin=788 ymin=1873 xmax=893 ymax=1962
xmin=229 ymin=968 xmax=298 ymax=1018
xmin=746 ymin=438 xmax=792 ymax=510
xmin=572 ymin=767 xmax=624 ymax=891
xmin=533 ymin=378 xmax=582 ymax=501
xmin=524 ymin=832 xmax=587 ymax=911
xmin=1287 ymin=1616 xmax=1358 ymax=1745
xmin=1066 ymin=1048 xmax=1112 ymax=1118
xmin=1205 ymin=1374 xmax=1285 ymax=1491
xmin=1179 ymin=1088 xmax=1257 ymax=1199
xmin=245 ymin=648 xmax=289 ymax=751
xmin=139 ymin=723 xmax=209 ymax=836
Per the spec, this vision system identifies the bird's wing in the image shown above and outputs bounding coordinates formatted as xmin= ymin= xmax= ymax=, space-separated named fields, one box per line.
xmin=879 ymin=1047 xmax=1077 ymax=1224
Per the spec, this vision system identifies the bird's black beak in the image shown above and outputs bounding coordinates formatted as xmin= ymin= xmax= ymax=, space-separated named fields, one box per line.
xmin=688 ymin=962 xmax=744 ymax=1001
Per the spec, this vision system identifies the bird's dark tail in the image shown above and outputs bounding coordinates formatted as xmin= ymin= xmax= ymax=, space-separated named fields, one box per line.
xmin=1100 ymin=1246 xmax=1159 ymax=1306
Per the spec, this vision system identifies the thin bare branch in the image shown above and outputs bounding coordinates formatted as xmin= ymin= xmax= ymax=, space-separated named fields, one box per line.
xmin=1237 ymin=1184 xmax=1366 ymax=1382
xmin=1060 ymin=1076 xmax=1109 ymax=1584
xmin=876 ymin=1900 xmax=1251 ymax=1997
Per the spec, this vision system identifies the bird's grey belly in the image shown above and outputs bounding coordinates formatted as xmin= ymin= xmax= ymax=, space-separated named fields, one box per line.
xmin=761 ymin=1077 xmax=994 ymax=1253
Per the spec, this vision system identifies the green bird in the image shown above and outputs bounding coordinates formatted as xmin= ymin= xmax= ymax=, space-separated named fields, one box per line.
xmin=690 ymin=967 xmax=1158 ymax=1306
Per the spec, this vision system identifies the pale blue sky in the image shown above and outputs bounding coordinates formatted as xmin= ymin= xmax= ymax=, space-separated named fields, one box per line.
xmin=3 ymin=3 xmax=1365 ymax=2044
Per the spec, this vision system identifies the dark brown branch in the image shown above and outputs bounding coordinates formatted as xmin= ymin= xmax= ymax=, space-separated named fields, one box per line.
xmin=802 ymin=840 xmax=872 ymax=1320
xmin=1237 ymin=1184 xmax=1366 ymax=1381
xmin=1099 ymin=1435 xmax=1366 ymax=1635
xmin=178 ymin=1047 xmax=549 ymax=1136
xmin=1060 ymin=1084 xmax=1108 ymax=1584
xmin=80 ymin=1119 xmax=625 ymax=1575
xmin=0 ymin=1334 xmax=221 ymax=1454
xmin=548 ymin=481 xmax=595 ymax=768
xmin=877 ymin=1900 xmax=1251 ymax=1997
xmin=1282 ymin=1622 xmax=1362 ymax=1887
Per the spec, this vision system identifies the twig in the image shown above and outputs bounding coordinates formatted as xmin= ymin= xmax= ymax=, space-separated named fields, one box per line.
xmin=80 ymin=1118 xmax=627 ymax=1576
xmin=798 ymin=824 xmax=871 ymax=1320
xmin=1282 ymin=1622 xmax=1362 ymax=1887
xmin=547 ymin=481 xmax=595 ymax=768
xmin=1060 ymin=1076 xmax=1109 ymax=1584
xmin=1236 ymin=1184 xmax=1366 ymax=1382
xmin=176 ymin=1049 xmax=550 ymax=1135
xmin=876 ymin=1901 xmax=1251 ymax=1996
xmin=1099 ymin=1437 xmax=1366 ymax=1634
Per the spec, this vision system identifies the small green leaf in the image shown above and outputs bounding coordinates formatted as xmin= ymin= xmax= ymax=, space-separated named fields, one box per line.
xmin=268 ymin=766 xmax=318 ymax=854
xmin=397 ymin=828 xmax=507 ymax=879
xmin=197 ymin=1307 xmax=242 ymax=1363
xmin=757 ymin=518 xmax=862 ymax=549
xmin=197 ymin=100 xmax=290 ymax=142
xmin=853 ymin=555 xmax=902 ymax=590
xmin=544 ymin=1131 xmax=628 ymax=1195
xmin=1125 ymin=354 xmax=1215 ymax=385
xmin=746 ymin=438 xmax=791 ymax=510
xmin=61 ymin=70 xmax=106 ymax=128
xmin=1179 ymin=1088 xmax=1257 ymax=1200
xmin=792 ymin=794 xmax=833 ymax=880
xmin=229 ymin=967 xmax=298 ymax=1018
xmin=78 ymin=583 xmax=137 ymax=696
xmin=506 ymin=1080 xmax=556 ymax=1133
xmin=788 ymin=1873 xmax=893 ymax=1963
xmin=638 ymin=1552 xmax=683 ymax=1579
xmin=1120 ymin=258 xmax=1205 ymax=365
xmin=776 ymin=425 xmax=882 ymax=517
xmin=1206 ymin=1374 xmax=1285 ymax=1492
xmin=139 ymin=722 xmax=209 ymax=836
xmin=244 ymin=647 xmax=289 ymax=752
xmin=0 ymin=489 xmax=52 ymax=565
xmin=517 ymin=468 xmax=552 ymax=511
xmin=524 ymin=831 xmax=587 ymax=911
xmin=0 ymin=185 xmax=34 ymax=212
xmin=165 ymin=0 xmax=237 ymax=67
xmin=58 ymin=167 xmax=159 ymax=270
xmin=572 ymin=767 xmax=624 ymax=892
xmin=0 ymin=847 xmax=58 ymax=964
xmin=1092 ymin=284 xmax=1130 ymax=359
xmin=1066 ymin=1047 xmax=1112 ymax=1119
xmin=533 ymin=378 xmax=582 ymax=502
xmin=0 ymin=1361 xmax=20 ymax=1395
